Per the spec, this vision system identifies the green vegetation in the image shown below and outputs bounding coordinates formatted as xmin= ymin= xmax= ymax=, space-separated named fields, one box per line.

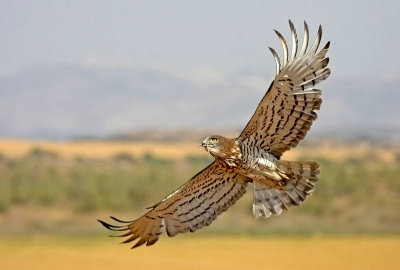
xmin=0 ymin=147 xmax=399 ymax=235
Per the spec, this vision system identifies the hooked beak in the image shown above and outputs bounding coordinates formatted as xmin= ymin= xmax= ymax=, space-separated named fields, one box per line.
xmin=200 ymin=140 xmax=208 ymax=148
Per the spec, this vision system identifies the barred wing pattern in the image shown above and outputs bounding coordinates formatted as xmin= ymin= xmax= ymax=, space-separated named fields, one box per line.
xmin=239 ymin=21 xmax=330 ymax=157
xmin=98 ymin=161 xmax=249 ymax=248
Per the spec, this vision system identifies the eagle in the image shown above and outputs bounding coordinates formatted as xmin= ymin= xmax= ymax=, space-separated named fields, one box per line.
xmin=98 ymin=20 xmax=331 ymax=248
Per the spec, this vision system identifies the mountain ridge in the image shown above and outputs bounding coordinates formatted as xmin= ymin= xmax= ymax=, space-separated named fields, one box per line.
xmin=1 ymin=63 xmax=398 ymax=140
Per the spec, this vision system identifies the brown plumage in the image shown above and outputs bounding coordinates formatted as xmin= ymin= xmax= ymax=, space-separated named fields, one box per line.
xmin=98 ymin=20 xmax=330 ymax=248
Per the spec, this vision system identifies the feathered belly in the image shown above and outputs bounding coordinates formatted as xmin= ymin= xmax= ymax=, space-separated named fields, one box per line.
xmin=240 ymin=150 xmax=283 ymax=182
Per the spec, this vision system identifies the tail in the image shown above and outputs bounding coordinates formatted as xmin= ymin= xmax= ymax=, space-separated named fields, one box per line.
xmin=253 ymin=160 xmax=319 ymax=218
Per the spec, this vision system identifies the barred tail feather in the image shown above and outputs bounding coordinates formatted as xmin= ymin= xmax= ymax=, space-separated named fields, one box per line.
xmin=252 ymin=160 xmax=319 ymax=218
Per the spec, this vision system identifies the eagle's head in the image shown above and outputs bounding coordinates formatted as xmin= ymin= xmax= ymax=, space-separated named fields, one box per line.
xmin=201 ymin=135 xmax=240 ymax=162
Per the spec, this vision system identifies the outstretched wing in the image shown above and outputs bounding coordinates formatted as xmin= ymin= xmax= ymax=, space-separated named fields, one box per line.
xmin=98 ymin=161 xmax=249 ymax=248
xmin=239 ymin=21 xmax=330 ymax=157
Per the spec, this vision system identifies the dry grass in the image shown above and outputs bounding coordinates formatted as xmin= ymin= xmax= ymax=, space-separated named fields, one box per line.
xmin=0 ymin=236 xmax=399 ymax=270
xmin=0 ymin=139 xmax=202 ymax=160
xmin=0 ymin=138 xmax=398 ymax=162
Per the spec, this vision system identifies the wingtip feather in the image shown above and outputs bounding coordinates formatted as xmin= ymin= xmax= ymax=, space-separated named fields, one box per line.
xmin=288 ymin=19 xmax=298 ymax=62
xmin=110 ymin=216 xmax=134 ymax=223
xmin=98 ymin=219 xmax=128 ymax=231
xmin=274 ymin=30 xmax=289 ymax=66
xmin=268 ymin=46 xmax=281 ymax=75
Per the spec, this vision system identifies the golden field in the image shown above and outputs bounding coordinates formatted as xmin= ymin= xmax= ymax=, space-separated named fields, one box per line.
xmin=0 ymin=236 xmax=399 ymax=270
xmin=0 ymin=138 xmax=399 ymax=269
xmin=0 ymin=139 xmax=200 ymax=160
xmin=0 ymin=138 xmax=397 ymax=162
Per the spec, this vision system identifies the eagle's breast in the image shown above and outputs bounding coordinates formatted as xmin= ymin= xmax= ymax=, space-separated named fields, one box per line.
xmin=238 ymin=139 xmax=281 ymax=180
xmin=223 ymin=139 xmax=243 ymax=167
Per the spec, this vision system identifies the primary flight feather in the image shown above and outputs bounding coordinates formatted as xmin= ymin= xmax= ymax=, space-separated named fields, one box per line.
xmin=98 ymin=20 xmax=331 ymax=248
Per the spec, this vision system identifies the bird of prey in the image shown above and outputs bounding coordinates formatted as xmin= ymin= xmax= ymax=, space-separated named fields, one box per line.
xmin=98 ymin=20 xmax=331 ymax=249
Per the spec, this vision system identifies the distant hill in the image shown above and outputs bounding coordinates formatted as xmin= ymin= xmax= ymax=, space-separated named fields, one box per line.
xmin=0 ymin=63 xmax=399 ymax=140
xmin=104 ymin=128 xmax=240 ymax=142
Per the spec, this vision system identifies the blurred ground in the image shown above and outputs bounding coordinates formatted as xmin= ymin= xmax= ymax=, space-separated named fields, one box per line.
xmin=0 ymin=138 xmax=397 ymax=162
xmin=0 ymin=137 xmax=399 ymax=269
xmin=0 ymin=138 xmax=399 ymax=235
xmin=0 ymin=235 xmax=399 ymax=270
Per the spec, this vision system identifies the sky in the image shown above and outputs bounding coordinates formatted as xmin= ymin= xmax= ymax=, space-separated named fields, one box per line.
xmin=1 ymin=1 xmax=399 ymax=139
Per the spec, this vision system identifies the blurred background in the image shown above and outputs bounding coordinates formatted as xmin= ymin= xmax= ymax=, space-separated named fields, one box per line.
xmin=0 ymin=1 xmax=399 ymax=269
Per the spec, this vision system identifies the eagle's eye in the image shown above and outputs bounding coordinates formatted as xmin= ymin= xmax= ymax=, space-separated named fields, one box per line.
xmin=211 ymin=138 xmax=218 ymax=143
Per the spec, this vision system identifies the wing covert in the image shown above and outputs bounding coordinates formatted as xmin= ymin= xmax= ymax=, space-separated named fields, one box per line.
xmin=239 ymin=21 xmax=330 ymax=157
xmin=98 ymin=161 xmax=249 ymax=248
